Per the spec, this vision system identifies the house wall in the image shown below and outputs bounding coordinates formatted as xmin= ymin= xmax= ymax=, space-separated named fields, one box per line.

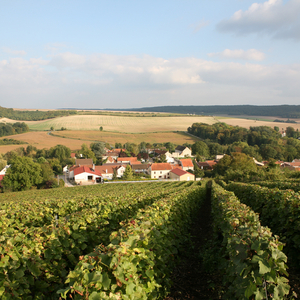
xmin=74 ymin=172 xmax=101 ymax=183
xmin=150 ymin=169 xmax=170 ymax=179
xmin=169 ymin=173 xmax=195 ymax=181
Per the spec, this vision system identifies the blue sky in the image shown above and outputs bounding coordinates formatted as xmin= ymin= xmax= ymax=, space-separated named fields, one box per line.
xmin=1 ymin=0 xmax=300 ymax=109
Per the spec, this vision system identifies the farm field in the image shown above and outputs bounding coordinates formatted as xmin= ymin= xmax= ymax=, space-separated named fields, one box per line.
xmin=0 ymin=131 xmax=94 ymax=154
xmin=16 ymin=115 xmax=217 ymax=132
xmin=51 ymin=130 xmax=199 ymax=144
xmin=0 ymin=131 xmax=199 ymax=154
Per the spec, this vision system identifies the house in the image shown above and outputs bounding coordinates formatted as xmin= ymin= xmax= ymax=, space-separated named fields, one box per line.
xmin=75 ymin=158 xmax=94 ymax=168
xmin=197 ymin=160 xmax=217 ymax=170
xmin=169 ymin=168 xmax=195 ymax=181
xmin=131 ymin=164 xmax=150 ymax=174
xmin=117 ymin=157 xmax=140 ymax=164
xmin=105 ymin=157 xmax=117 ymax=164
xmin=149 ymin=163 xmax=183 ymax=179
xmin=150 ymin=163 xmax=172 ymax=179
xmin=280 ymin=161 xmax=300 ymax=170
xmin=71 ymin=153 xmax=76 ymax=159
xmin=73 ymin=166 xmax=103 ymax=184
xmin=174 ymin=146 xmax=192 ymax=157
xmin=179 ymin=159 xmax=194 ymax=171
xmin=102 ymin=152 xmax=119 ymax=160
xmin=95 ymin=164 xmax=126 ymax=179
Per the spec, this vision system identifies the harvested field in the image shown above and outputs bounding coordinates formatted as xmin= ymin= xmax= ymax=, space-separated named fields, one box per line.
xmin=0 ymin=132 xmax=93 ymax=154
xmin=0 ymin=131 xmax=199 ymax=154
xmin=24 ymin=115 xmax=217 ymax=132
xmin=51 ymin=131 xmax=200 ymax=145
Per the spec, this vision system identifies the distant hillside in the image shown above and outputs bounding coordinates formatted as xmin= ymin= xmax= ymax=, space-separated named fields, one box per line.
xmin=120 ymin=105 xmax=300 ymax=119
xmin=0 ymin=106 xmax=77 ymax=121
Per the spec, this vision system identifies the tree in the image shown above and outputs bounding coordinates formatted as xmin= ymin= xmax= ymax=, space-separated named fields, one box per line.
xmin=77 ymin=144 xmax=96 ymax=161
xmin=112 ymin=168 xmax=117 ymax=180
xmin=122 ymin=165 xmax=133 ymax=181
xmin=49 ymin=145 xmax=71 ymax=163
xmin=90 ymin=142 xmax=106 ymax=163
xmin=193 ymin=160 xmax=204 ymax=178
xmin=115 ymin=142 xmax=122 ymax=149
xmin=191 ymin=141 xmax=210 ymax=158
xmin=50 ymin=126 xmax=54 ymax=131
xmin=99 ymin=126 xmax=103 ymax=131
xmin=2 ymin=156 xmax=43 ymax=192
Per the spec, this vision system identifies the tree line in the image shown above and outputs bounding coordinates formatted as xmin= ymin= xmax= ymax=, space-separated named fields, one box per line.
xmin=0 ymin=122 xmax=29 ymax=137
xmin=189 ymin=122 xmax=300 ymax=162
xmin=0 ymin=106 xmax=77 ymax=121
xmin=130 ymin=105 xmax=300 ymax=118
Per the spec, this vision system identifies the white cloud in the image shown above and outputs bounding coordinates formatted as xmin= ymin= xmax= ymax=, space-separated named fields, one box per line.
xmin=1 ymin=52 xmax=300 ymax=108
xmin=190 ymin=19 xmax=210 ymax=33
xmin=1 ymin=47 xmax=27 ymax=56
xmin=208 ymin=49 xmax=265 ymax=61
xmin=217 ymin=0 xmax=300 ymax=40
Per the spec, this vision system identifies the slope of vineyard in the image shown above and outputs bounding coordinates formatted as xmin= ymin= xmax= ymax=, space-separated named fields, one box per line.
xmin=0 ymin=181 xmax=206 ymax=299
xmin=226 ymin=182 xmax=300 ymax=269
xmin=209 ymin=181 xmax=290 ymax=299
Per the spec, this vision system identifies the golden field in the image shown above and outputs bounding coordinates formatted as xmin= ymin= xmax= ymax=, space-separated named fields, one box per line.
xmin=1 ymin=113 xmax=300 ymax=154
xmin=23 ymin=115 xmax=217 ymax=132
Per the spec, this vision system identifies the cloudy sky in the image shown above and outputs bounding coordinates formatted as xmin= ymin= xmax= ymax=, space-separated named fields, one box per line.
xmin=1 ymin=0 xmax=300 ymax=109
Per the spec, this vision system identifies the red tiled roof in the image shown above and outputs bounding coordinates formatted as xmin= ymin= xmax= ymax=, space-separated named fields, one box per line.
xmin=151 ymin=163 xmax=172 ymax=171
xmin=0 ymin=175 xmax=4 ymax=182
xmin=180 ymin=159 xmax=194 ymax=167
xmin=117 ymin=157 xmax=138 ymax=162
xmin=71 ymin=153 xmax=76 ymax=158
xmin=170 ymin=168 xmax=189 ymax=176
xmin=73 ymin=166 xmax=102 ymax=176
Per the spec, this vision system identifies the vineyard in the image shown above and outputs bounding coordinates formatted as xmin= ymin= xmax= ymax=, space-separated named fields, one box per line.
xmin=0 ymin=180 xmax=299 ymax=299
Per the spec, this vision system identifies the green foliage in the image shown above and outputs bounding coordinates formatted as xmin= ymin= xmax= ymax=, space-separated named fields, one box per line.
xmin=226 ymin=182 xmax=300 ymax=269
xmin=193 ymin=160 xmax=204 ymax=178
xmin=2 ymin=156 xmax=43 ymax=191
xmin=0 ymin=138 xmax=28 ymax=146
xmin=90 ymin=142 xmax=106 ymax=162
xmin=210 ymin=182 xmax=290 ymax=299
xmin=0 ymin=122 xmax=29 ymax=137
xmin=76 ymin=144 xmax=96 ymax=161
xmin=122 ymin=165 xmax=133 ymax=180
xmin=0 ymin=105 xmax=77 ymax=120
xmin=59 ymin=182 xmax=205 ymax=299
xmin=99 ymin=126 xmax=103 ymax=131
xmin=0 ymin=181 xmax=201 ymax=299
xmin=191 ymin=141 xmax=210 ymax=158
xmin=49 ymin=144 xmax=71 ymax=163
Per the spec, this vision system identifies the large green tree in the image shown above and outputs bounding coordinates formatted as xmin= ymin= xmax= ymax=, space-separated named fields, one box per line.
xmin=2 ymin=156 xmax=43 ymax=191
xmin=191 ymin=141 xmax=210 ymax=158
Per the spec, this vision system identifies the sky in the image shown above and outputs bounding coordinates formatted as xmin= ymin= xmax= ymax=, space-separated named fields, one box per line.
xmin=1 ymin=0 xmax=300 ymax=109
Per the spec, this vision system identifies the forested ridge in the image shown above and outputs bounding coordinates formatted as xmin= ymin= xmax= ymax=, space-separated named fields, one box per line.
xmin=128 ymin=105 xmax=300 ymax=118
xmin=0 ymin=106 xmax=77 ymax=121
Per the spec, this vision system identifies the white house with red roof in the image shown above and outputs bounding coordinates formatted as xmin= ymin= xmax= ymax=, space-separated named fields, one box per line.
xmin=73 ymin=166 xmax=103 ymax=184
xmin=179 ymin=158 xmax=194 ymax=171
xmin=169 ymin=168 xmax=195 ymax=181
xmin=149 ymin=163 xmax=183 ymax=179
xmin=95 ymin=164 xmax=126 ymax=180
